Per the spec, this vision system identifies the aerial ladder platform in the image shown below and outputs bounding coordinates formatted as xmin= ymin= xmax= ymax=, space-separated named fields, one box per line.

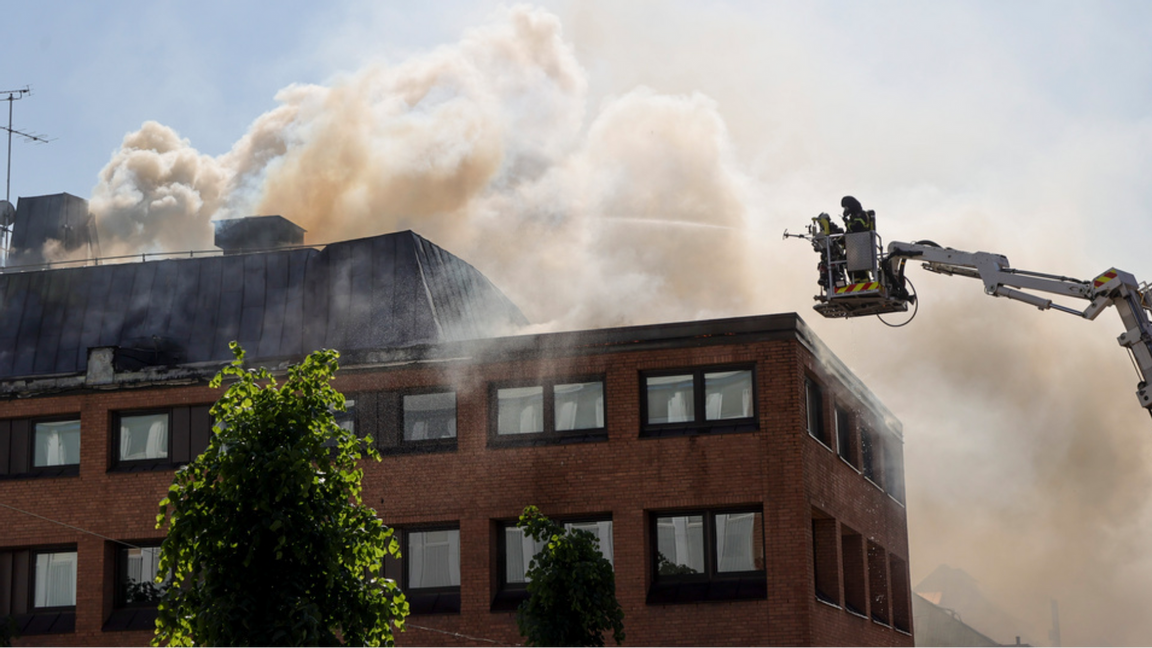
xmin=786 ymin=206 xmax=1152 ymax=413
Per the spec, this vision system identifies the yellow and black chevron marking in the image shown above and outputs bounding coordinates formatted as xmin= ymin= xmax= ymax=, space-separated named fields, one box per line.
xmin=833 ymin=282 xmax=881 ymax=295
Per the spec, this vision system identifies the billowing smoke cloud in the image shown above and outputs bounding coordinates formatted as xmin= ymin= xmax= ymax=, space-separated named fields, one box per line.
xmin=88 ymin=4 xmax=1152 ymax=644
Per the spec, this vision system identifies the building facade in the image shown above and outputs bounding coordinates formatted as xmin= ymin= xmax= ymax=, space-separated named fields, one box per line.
xmin=0 ymin=220 xmax=912 ymax=646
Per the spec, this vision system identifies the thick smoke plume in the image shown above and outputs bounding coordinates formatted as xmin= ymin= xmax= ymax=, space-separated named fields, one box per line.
xmin=89 ymin=4 xmax=1152 ymax=644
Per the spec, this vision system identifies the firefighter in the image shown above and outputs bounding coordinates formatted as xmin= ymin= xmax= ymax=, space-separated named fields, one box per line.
xmin=841 ymin=195 xmax=875 ymax=233
xmin=841 ymin=196 xmax=876 ymax=282
xmin=812 ymin=212 xmax=845 ymax=289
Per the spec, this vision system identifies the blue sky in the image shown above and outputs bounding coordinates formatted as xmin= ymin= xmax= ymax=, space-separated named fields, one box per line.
xmin=7 ymin=2 xmax=1152 ymax=644
xmin=4 ymin=1 xmax=490 ymax=199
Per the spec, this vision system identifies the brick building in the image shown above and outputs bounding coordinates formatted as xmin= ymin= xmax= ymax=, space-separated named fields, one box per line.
xmin=0 ymin=211 xmax=912 ymax=646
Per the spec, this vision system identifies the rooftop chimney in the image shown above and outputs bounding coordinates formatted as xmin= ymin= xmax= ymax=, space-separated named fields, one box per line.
xmin=213 ymin=215 xmax=305 ymax=254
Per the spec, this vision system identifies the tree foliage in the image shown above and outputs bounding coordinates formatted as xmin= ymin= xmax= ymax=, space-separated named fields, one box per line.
xmin=153 ymin=343 xmax=407 ymax=646
xmin=516 ymin=506 xmax=625 ymax=647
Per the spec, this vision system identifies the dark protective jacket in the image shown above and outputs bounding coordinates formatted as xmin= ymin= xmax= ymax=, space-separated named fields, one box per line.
xmin=841 ymin=195 xmax=875 ymax=233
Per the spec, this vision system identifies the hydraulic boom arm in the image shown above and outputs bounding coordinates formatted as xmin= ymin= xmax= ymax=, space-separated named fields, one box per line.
xmin=883 ymin=241 xmax=1152 ymax=410
xmin=784 ymin=209 xmax=1152 ymax=414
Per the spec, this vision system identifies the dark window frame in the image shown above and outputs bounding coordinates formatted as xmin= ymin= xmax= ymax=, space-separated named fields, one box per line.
xmin=113 ymin=542 xmax=167 ymax=609
xmin=108 ymin=405 xmax=213 ymax=472
xmin=840 ymin=526 xmax=868 ymax=618
xmin=835 ymin=405 xmax=859 ymax=468
xmin=103 ymin=541 xmax=168 ymax=633
xmin=393 ymin=524 xmax=462 ymax=615
xmin=360 ymin=389 xmax=460 ymax=455
xmin=805 ymin=377 xmax=832 ymax=448
xmin=112 ymin=409 xmax=172 ymax=469
xmin=28 ymin=547 xmax=79 ymax=613
xmin=861 ymin=426 xmax=881 ymax=486
xmin=489 ymin=376 xmax=607 ymax=447
xmin=640 ymin=365 xmax=758 ymax=438
xmin=889 ymin=554 xmax=912 ymax=633
xmin=882 ymin=431 xmax=906 ymax=504
xmin=492 ymin=515 xmax=614 ymax=611
xmin=25 ymin=416 xmax=82 ymax=477
xmin=646 ymin=507 xmax=767 ymax=605
xmin=811 ymin=511 xmax=840 ymax=606
xmin=0 ymin=546 xmax=78 ymax=635
xmin=868 ymin=541 xmax=890 ymax=626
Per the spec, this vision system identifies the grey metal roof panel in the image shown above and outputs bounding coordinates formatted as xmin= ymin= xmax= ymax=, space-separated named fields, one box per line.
xmin=412 ymin=232 xmax=529 ymax=341
xmin=0 ymin=230 xmax=527 ymax=380
xmin=10 ymin=194 xmax=92 ymax=258
xmin=12 ymin=271 xmax=43 ymax=376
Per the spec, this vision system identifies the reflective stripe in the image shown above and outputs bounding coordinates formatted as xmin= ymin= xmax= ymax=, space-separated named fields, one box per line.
xmin=834 ymin=282 xmax=880 ymax=294
xmin=1093 ymin=270 xmax=1119 ymax=289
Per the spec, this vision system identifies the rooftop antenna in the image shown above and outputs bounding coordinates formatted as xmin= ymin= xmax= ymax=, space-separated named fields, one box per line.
xmin=1 ymin=86 xmax=52 ymax=265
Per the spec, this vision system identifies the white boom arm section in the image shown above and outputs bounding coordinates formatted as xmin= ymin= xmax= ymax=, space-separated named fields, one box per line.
xmin=886 ymin=241 xmax=1152 ymax=411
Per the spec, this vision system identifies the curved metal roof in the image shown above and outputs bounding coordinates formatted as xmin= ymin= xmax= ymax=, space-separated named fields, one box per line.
xmin=0 ymin=230 xmax=528 ymax=379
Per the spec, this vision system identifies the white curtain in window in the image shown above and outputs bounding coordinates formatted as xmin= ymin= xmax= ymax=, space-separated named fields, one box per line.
xmin=34 ymin=552 xmax=76 ymax=608
xmin=716 ymin=513 xmax=756 ymax=572
xmin=595 ymin=396 xmax=604 ymax=427
xmin=505 ymin=527 xmax=547 ymax=583
xmin=127 ymin=550 xmax=143 ymax=584
xmin=556 ymin=401 xmax=578 ymax=431
xmin=120 ymin=414 xmax=168 ymax=460
xmin=667 ymin=392 xmax=689 ymax=423
xmin=409 ymin=530 xmax=460 ymax=588
xmin=498 ymin=387 xmax=543 ymax=435
xmin=519 ymin=405 xmax=540 ymax=434
xmin=706 ymin=392 xmax=723 ymax=420
xmin=657 ymin=516 xmax=704 ymax=573
xmin=742 ymin=387 xmax=751 ymax=417
xmin=35 ymin=421 xmax=80 ymax=467
xmin=146 ymin=420 xmax=168 ymax=458
xmin=46 ymin=432 xmax=65 ymax=465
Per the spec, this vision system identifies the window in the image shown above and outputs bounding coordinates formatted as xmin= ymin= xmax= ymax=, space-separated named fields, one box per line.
xmin=861 ymin=427 xmax=881 ymax=485
xmin=335 ymin=397 xmax=357 ymax=434
xmin=647 ymin=509 xmax=766 ymax=604
xmin=33 ymin=419 xmax=80 ymax=469
xmin=118 ymin=413 xmax=169 ymax=462
xmin=0 ymin=418 xmax=81 ymax=477
xmin=492 ymin=379 xmax=605 ymax=445
xmin=387 ymin=526 xmax=461 ymax=615
xmin=868 ymin=541 xmax=890 ymax=625
xmin=353 ymin=390 xmax=458 ymax=453
xmin=835 ymin=406 xmax=858 ymax=466
xmin=805 ymin=378 xmax=830 ymax=447
xmin=642 ymin=367 xmax=756 ymax=437
xmin=0 ymin=548 xmax=76 ymax=635
xmin=404 ymin=392 xmax=457 ymax=441
xmin=103 ymin=543 xmax=170 ymax=632
xmin=812 ymin=511 xmax=839 ymax=606
xmin=0 ymin=544 xmax=77 ymax=631
xmin=841 ymin=527 xmax=867 ymax=617
xmin=117 ymin=545 xmax=166 ymax=606
xmin=111 ymin=406 xmax=213 ymax=470
xmin=494 ymin=518 xmax=613 ymax=610
xmin=33 ymin=551 xmax=76 ymax=609
xmin=890 ymin=555 xmax=911 ymax=633
xmin=883 ymin=433 xmax=906 ymax=504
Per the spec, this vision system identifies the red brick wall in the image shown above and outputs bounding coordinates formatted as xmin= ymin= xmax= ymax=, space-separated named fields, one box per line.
xmin=1 ymin=334 xmax=911 ymax=646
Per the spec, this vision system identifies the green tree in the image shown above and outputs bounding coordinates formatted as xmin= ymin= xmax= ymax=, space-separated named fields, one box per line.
xmin=516 ymin=506 xmax=625 ymax=647
xmin=153 ymin=343 xmax=407 ymax=646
